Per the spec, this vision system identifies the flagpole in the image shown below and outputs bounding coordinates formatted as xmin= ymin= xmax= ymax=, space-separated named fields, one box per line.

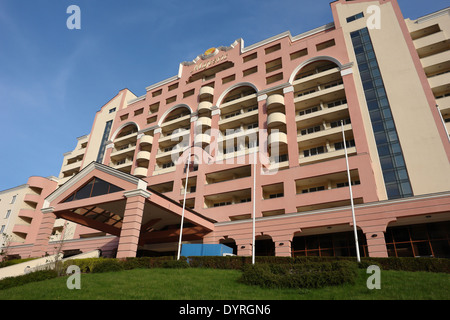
xmin=341 ymin=120 xmax=361 ymax=263
xmin=252 ymin=148 xmax=256 ymax=265
xmin=177 ymin=146 xmax=191 ymax=260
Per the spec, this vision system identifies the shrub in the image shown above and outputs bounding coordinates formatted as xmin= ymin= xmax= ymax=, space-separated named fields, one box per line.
xmin=0 ymin=269 xmax=58 ymax=290
xmin=240 ymin=261 xmax=358 ymax=289
xmin=162 ymin=259 xmax=190 ymax=269
xmin=91 ymin=259 xmax=123 ymax=273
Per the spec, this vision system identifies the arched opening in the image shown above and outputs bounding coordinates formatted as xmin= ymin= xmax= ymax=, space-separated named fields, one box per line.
xmin=111 ymin=123 xmax=139 ymax=174
xmin=292 ymin=59 xmax=354 ymax=167
xmin=218 ymin=85 xmax=258 ymax=160
xmin=156 ymin=106 xmax=192 ymax=175
xmin=255 ymin=235 xmax=275 ymax=256
xmin=292 ymin=229 xmax=367 ymax=257
xmin=219 ymin=238 xmax=237 ymax=255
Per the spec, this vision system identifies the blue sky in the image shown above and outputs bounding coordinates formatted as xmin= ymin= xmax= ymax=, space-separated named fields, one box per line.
xmin=0 ymin=0 xmax=448 ymax=190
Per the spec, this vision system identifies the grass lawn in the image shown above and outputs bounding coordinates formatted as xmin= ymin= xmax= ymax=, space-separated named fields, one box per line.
xmin=0 ymin=268 xmax=448 ymax=300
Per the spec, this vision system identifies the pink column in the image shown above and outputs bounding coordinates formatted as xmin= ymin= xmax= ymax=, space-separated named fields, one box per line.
xmin=274 ymin=239 xmax=292 ymax=257
xmin=116 ymin=190 xmax=150 ymax=259
xmin=147 ymin=129 xmax=161 ymax=177
xmin=360 ymin=220 xmax=391 ymax=258
xmin=283 ymin=87 xmax=300 ymax=169
xmin=31 ymin=208 xmax=57 ymax=257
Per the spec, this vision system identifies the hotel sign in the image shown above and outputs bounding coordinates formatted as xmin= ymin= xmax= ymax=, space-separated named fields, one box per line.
xmin=192 ymin=48 xmax=228 ymax=73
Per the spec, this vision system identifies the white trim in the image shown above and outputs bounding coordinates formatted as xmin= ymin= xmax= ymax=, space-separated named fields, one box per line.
xmin=283 ymin=86 xmax=294 ymax=94
xmin=44 ymin=162 xmax=143 ymax=205
xmin=341 ymin=68 xmax=354 ymax=76
xmin=157 ymin=104 xmax=193 ymax=127
xmin=123 ymin=189 xmax=151 ymax=199
xmin=145 ymin=75 xmax=180 ymax=93
xmin=289 ymin=56 xmax=344 ymax=84
xmin=216 ymin=82 xmax=259 ymax=108
xmin=110 ymin=121 xmax=140 ymax=142
xmin=127 ymin=95 xmax=146 ymax=106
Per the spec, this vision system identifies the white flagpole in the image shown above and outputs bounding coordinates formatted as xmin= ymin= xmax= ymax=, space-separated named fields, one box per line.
xmin=341 ymin=120 xmax=361 ymax=263
xmin=177 ymin=146 xmax=191 ymax=260
xmin=252 ymin=148 xmax=257 ymax=265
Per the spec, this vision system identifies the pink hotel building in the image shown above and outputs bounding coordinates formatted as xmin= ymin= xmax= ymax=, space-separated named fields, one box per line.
xmin=1 ymin=0 xmax=450 ymax=260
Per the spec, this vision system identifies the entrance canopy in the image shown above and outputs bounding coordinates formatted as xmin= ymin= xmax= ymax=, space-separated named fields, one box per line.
xmin=42 ymin=162 xmax=215 ymax=253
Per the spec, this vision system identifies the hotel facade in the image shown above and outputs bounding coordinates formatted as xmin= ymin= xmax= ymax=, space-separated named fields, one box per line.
xmin=1 ymin=0 xmax=450 ymax=260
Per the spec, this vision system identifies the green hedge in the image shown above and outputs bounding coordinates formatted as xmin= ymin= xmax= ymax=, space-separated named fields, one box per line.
xmin=0 ymin=269 xmax=58 ymax=290
xmin=186 ymin=256 xmax=450 ymax=273
xmin=240 ymin=261 xmax=358 ymax=289
xmin=63 ymin=256 xmax=189 ymax=274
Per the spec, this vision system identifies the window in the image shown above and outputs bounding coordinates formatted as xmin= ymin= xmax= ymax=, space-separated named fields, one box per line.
xmin=265 ymin=43 xmax=281 ymax=54
xmin=330 ymin=118 xmax=351 ymax=128
xmin=301 ymin=186 xmax=325 ymax=194
xmin=300 ymin=125 xmax=321 ymax=136
xmin=346 ymin=12 xmax=364 ymax=23
xmin=63 ymin=177 xmax=124 ymax=203
xmin=10 ymin=195 xmax=16 ymax=204
xmin=162 ymin=162 xmax=175 ymax=169
xmin=109 ymin=108 xmax=116 ymax=113
xmin=5 ymin=210 xmax=11 ymax=219
xmin=213 ymin=201 xmax=232 ymax=207
xmin=0 ymin=225 xmax=5 ymax=234
xmin=303 ymin=146 xmax=325 ymax=157
xmin=316 ymin=39 xmax=336 ymax=51
xmin=243 ymin=52 xmax=257 ymax=63
xmin=351 ymin=28 xmax=412 ymax=199
xmin=269 ymin=193 xmax=284 ymax=199
xmin=334 ymin=139 xmax=356 ymax=150
xmin=96 ymin=120 xmax=113 ymax=164
xmin=299 ymin=106 xmax=319 ymax=116
xmin=290 ymin=48 xmax=308 ymax=61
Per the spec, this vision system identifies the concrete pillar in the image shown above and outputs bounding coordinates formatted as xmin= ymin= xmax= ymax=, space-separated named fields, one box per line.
xmin=31 ymin=208 xmax=57 ymax=257
xmin=116 ymin=189 xmax=150 ymax=259
xmin=274 ymin=239 xmax=292 ymax=257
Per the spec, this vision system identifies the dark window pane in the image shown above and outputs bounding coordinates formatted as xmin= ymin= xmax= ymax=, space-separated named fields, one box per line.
xmin=91 ymin=178 xmax=110 ymax=197
xmin=74 ymin=180 xmax=94 ymax=200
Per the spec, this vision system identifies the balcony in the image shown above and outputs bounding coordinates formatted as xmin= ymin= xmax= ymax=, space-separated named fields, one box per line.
xmin=113 ymin=159 xmax=133 ymax=171
xmin=267 ymin=112 xmax=286 ymax=128
xmin=133 ymin=167 xmax=148 ymax=178
xmin=12 ymin=224 xmax=30 ymax=235
xmin=296 ymin=103 xmax=348 ymax=125
xmin=18 ymin=209 xmax=35 ymax=219
xmin=61 ymin=160 xmax=82 ymax=174
xmin=23 ymin=193 xmax=40 ymax=205
xmin=297 ymin=123 xmax=352 ymax=144
xmin=139 ymin=135 xmax=153 ymax=146
xmin=421 ymin=51 xmax=450 ymax=69
xmin=158 ymin=128 xmax=190 ymax=145
xmin=428 ymin=72 xmax=450 ymax=91
xmin=195 ymin=116 xmax=212 ymax=128
xmin=293 ymin=65 xmax=341 ymax=86
xmin=220 ymin=92 xmax=257 ymax=110
xmin=110 ymin=144 xmax=136 ymax=159
xmin=299 ymin=146 xmax=357 ymax=165
xmin=218 ymin=108 xmax=258 ymax=127
xmin=294 ymin=81 xmax=345 ymax=106
xmin=268 ymin=131 xmax=288 ymax=146
xmin=266 ymin=94 xmax=285 ymax=110
xmin=413 ymin=30 xmax=447 ymax=50
xmin=194 ymin=133 xmax=211 ymax=146
xmin=198 ymin=101 xmax=213 ymax=113
xmin=136 ymin=150 xmax=151 ymax=162
xmin=114 ymin=131 xmax=137 ymax=144
xmin=199 ymin=86 xmax=214 ymax=99
xmin=436 ymin=95 xmax=450 ymax=113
